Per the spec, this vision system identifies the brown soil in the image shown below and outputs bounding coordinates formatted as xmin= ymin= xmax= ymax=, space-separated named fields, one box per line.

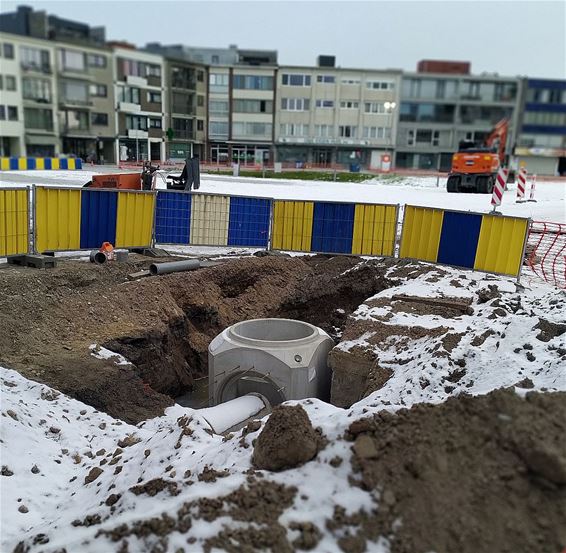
xmin=0 ymin=254 xmax=394 ymax=422
xmin=345 ymin=389 xmax=566 ymax=553
xmin=252 ymin=404 xmax=322 ymax=471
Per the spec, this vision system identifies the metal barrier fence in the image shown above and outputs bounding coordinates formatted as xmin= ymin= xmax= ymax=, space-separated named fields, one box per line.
xmin=0 ymin=187 xmax=29 ymax=257
xmin=1 ymin=185 xmax=540 ymax=285
xmin=34 ymin=186 xmax=154 ymax=253
xmin=0 ymin=157 xmax=82 ymax=170
xmin=399 ymin=205 xmax=530 ymax=279
xmin=526 ymin=221 xmax=566 ymax=289
xmin=271 ymin=200 xmax=398 ymax=256
xmin=154 ymin=190 xmax=272 ymax=248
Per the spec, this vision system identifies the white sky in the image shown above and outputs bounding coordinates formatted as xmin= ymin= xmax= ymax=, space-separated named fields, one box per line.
xmin=2 ymin=0 xmax=565 ymax=78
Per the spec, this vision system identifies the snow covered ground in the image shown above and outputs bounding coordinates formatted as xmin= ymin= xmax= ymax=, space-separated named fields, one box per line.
xmin=1 ymin=169 xmax=563 ymax=222
xmin=1 ymin=265 xmax=565 ymax=553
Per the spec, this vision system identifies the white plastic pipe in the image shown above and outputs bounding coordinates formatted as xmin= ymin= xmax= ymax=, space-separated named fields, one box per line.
xmin=198 ymin=394 xmax=266 ymax=434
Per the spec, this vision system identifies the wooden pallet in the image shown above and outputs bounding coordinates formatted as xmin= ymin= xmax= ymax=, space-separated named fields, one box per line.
xmin=7 ymin=255 xmax=58 ymax=269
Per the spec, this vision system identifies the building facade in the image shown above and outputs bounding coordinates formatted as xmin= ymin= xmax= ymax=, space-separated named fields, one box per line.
xmin=112 ymin=44 xmax=165 ymax=162
xmin=275 ymin=58 xmax=401 ymax=168
xmin=515 ymin=78 xmax=566 ymax=176
xmin=396 ymin=64 xmax=523 ymax=171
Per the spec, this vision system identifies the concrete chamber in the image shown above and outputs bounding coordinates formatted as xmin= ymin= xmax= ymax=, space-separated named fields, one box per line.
xmin=208 ymin=318 xmax=334 ymax=407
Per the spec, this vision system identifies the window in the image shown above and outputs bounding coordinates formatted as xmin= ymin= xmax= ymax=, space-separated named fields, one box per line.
xmin=87 ymin=54 xmax=107 ymax=68
xmin=364 ymin=102 xmax=385 ymax=114
xmin=149 ymin=118 xmax=162 ymax=128
xmin=24 ymin=108 xmax=53 ymax=130
xmin=400 ymin=103 xmax=456 ymax=123
xmin=147 ymin=91 xmax=162 ymax=103
xmin=232 ymin=122 xmax=272 ymax=136
xmin=60 ymin=81 xmax=88 ymax=104
xmin=366 ymin=80 xmax=395 ymax=90
xmin=339 ymin=125 xmax=357 ymax=138
xmin=233 ymin=75 xmax=273 ymax=90
xmin=317 ymin=75 xmax=335 ymax=83
xmin=91 ymin=112 xmax=109 ymax=126
xmin=22 ymin=78 xmax=51 ymax=102
xmin=210 ymin=101 xmax=229 ymax=114
xmin=315 ymin=99 xmax=334 ymax=108
xmin=7 ymin=106 xmax=18 ymax=121
xmin=119 ymin=86 xmax=140 ymax=104
xmin=146 ymin=64 xmax=161 ymax=78
xmin=90 ymin=84 xmax=107 ymax=97
xmin=340 ymin=101 xmax=359 ymax=109
xmin=0 ymin=76 xmax=2 ymax=89
xmin=281 ymin=97 xmax=310 ymax=111
xmin=172 ymin=91 xmax=194 ymax=112
xmin=282 ymin=74 xmax=311 ymax=87
xmin=61 ymin=110 xmax=89 ymax=130
xmin=233 ymin=99 xmax=273 ymax=113
xmin=126 ymin=114 xmax=148 ymax=130
xmin=0 ymin=106 xmax=5 ymax=120
xmin=209 ymin=120 xmax=229 ymax=136
xmin=459 ymin=105 xmax=512 ymax=125
xmin=280 ymin=123 xmax=309 ymax=136
xmin=20 ymin=46 xmax=50 ymax=71
xmin=197 ymin=119 xmax=204 ymax=131
xmin=209 ymin=73 xmax=229 ymax=91
xmin=341 ymin=78 xmax=360 ymax=85
xmin=59 ymin=49 xmax=86 ymax=72
xmin=172 ymin=118 xmax=193 ymax=138
xmin=315 ymin=124 xmax=332 ymax=137
xmin=363 ymin=127 xmax=389 ymax=139
xmin=197 ymin=70 xmax=204 ymax=82
xmin=5 ymin=76 xmax=16 ymax=91
xmin=122 ymin=59 xmax=144 ymax=77
xmin=211 ymin=55 xmax=219 ymax=64
xmin=197 ymin=95 xmax=204 ymax=107
xmin=3 ymin=43 xmax=14 ymax=59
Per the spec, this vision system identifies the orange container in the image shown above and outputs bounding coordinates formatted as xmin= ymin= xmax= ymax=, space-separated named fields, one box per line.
xmin=90 ymin=173 xmax=141 ymax=190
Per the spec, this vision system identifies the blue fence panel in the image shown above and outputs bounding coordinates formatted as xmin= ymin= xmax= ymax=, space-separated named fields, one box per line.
xmin=154 ymin=191 xmax=191 ymax=244
xmin=437 ymin=211 xmax=482 ymax=269
xmin=75 ymin=158 xmax=83 ymax=169
xmin=27 ymin=158 xmax=36 ymax=170
xmin=311 ymin=202 xmax=355 ymax=254
xmin=44 ymin=158 xmax=52 ymax=170
xmin=80 ymin=190 xmax=118 ymax=249
xmin=59 ymin=158 xmax=68 ymax=170
xmin=9 ymin=158 xmax=18 ymax=170
xmin=227 ymin=196 xmax=271 ymax=247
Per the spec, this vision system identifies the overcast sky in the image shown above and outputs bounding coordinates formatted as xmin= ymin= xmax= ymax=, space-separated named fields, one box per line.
xmin=3 ymin=0 xmax=565 ymax=78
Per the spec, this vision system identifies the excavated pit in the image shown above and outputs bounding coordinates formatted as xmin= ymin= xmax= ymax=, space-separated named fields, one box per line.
xmin=0 ymin=254 xmax=395 ymax=422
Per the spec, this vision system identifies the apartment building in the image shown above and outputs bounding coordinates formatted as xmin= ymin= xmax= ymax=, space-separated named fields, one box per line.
xmin=57 ymin=42 xmax=115 ymax=162
xmin=0 ymin=34 xmax=25 ymax=156
xmin=275 ymin=57 xmax=402 ymax=168
xmin=144 ymin=44 xmax=208 ymax=160
xmin=112 ymin=44 xmax=165 ymax=162
xmin=515 ymin=78 xmax=566 ymax=176
xmin=396 ymin=61 xmax=523 ymax=171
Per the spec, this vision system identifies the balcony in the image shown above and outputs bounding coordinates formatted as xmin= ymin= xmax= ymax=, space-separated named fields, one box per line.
xmin=20 ymin=62 xmax=52 ymax=75
xmin=119 ymin=102 xmax=141 ymax=113
xmin=126 ymin=74 xmax=147 ymax=87
xmin=59 ymin=98 xmax=93 ymax=108
xmin=128 ymin=129 xmax=148 ymax=139
xmin=170 ymin=130 xmax=195 ymax=140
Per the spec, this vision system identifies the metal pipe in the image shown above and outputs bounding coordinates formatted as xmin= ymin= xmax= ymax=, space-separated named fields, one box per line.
xmin=90 ymin=251 xmax=107 ymax=264
xmin=149 ymin=259 xmax=201 ymax=276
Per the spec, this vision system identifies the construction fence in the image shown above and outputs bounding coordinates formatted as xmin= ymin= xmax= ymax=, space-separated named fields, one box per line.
xmin=1 ymin=185 xmax=558 ymax=283
xmin=0 ymin=157 xmax=83 ymax=171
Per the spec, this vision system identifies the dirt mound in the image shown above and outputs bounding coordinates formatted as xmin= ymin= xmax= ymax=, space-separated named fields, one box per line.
xmin=345 ymin=389 xmax=566 ymax=553
xmin=253 ymin=405 xmax=322 ymax=471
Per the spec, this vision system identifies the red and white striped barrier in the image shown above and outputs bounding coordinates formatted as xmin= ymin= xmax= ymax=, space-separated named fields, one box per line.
xmin=491 ymin=167 xmax=508 ymax=209
xmin=528 ymin=174 xmax=537 ymax=202
xmin=516 ymin=167 xmax=527 ymax=202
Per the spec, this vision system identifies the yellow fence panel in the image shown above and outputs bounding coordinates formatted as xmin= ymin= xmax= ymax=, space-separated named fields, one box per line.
xmin=190 ymin=194 xmax=230 ymax=246
xmin=35 ymin=158 xmax=45 ymax=170
xmin=51 ymin=158 xmax=60 ymax=170
xmin=352 ymin=204 xmax=397 ymax=256
xmin=115 ymin=191 xmax=155 ymax=248
xmin=0 ymin=189 xmax=29 ymax=256
xmin=399 ymin=205 xmax=444 ymax=262
xmin=271 ymin=200 xmax=314 ymax=251
xmin=0 ymin=158 xmax=9 ymax=170
xmin=474 ymin=215 xmax=529 ymax=277
xmin=35 ymin=187 xmax=81 ymax=252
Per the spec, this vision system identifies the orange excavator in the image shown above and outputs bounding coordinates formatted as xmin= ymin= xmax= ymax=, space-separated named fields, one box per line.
xmin=447 ymin=118 xmax=510 ymax=193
